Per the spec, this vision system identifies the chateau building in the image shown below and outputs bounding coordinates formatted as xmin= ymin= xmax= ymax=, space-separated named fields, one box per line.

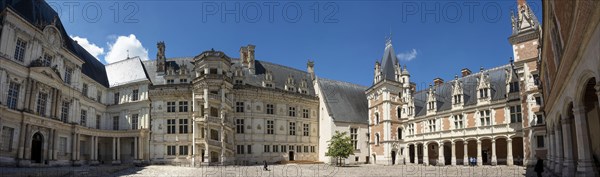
xmin=540 ymin=0 xmax=600 ymax=176
xmin=366 ymin=0 xmax=547 ymax=167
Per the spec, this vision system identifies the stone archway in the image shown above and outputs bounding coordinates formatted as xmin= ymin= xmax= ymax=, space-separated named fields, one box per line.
xmin=31 ymin=132 xmax=43 ymax=163
xmin=495 ymin=138 xmax=508 ymax=165
xmin=427 ymin=142 xmax=439 ymax=166
xmin=582 ymin=78 xmax=600 ymax=171
xmin=512 ymin=137 xmax=524 ymax=166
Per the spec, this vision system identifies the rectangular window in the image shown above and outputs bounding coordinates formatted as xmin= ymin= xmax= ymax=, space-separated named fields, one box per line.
xmin=536 ymin=114 xmax=545 ymax=125
xmin=247 ymin=145 xmax=252 ymax=154
xmin=266 ymin=104 xmax=274 ymax=114
xmin=264 ymin=145 xmax=270 ymax=152
xmin=236 ymin=102 xmax=244 ymax=112
xmin=114 ymin=92 xmax=120 ymax=105
xmin=1 ymin=127 xmax=14 ymax=151
xmin=61 ymin=101 xmax=70 ymax=123
xmin=510 ymin=106 xmax=522 ymax=123
xmin=41 ymin=53 xmax=52 ymax=66
xmin=59 ymin=137 xmax=67 ymax=156
xmin=304 ymin=146 xmax=308 ymax=153
xmin=80 ymin=110 xmax=87 ymax=126
xmin=408 ymin=124 xmax=415 ymax=135
xmin=179 ymin=119 xmax=188 ymax=133
xmin=311 ymin=146 xmax=315 ymax=153
xmin=303 ymin=124 xmax=309 ymax=136
xmin=289 ymin=122 xmax=296 ymax=135
xmin=289 ymin=145 xmax=294 ymax=151
xmin=113 ymin=116 xmax=119 ymax=130
xmin=302 ymin=109 xmax=309 ymax=118
xmin=82 ymin=84 xmax=88 ymax=97
xmin=167 ymin=102 xmax=176 ymax=112
xmin=64 ymin=68 xmax=73 ymax=84
xmin=7 ymin=82 xmax=20 ymax=110
xmin=479 ymin=110 xmax=491 ymax=126
xmin=167 ymin=79 xmax=174 ymax=84
xmin=237 ymin=145 xmax=245 ymax=154
xmin=428 ymin=119 xmax=436 ymax=132
xmin=167 ymin=119 xmax=176 ymax=134
xmin=266 ymin=120 xmax=274 ymax=134
xmin=179 ymin=145 xmax=189 ymax=155
xmin=132 ymin=89 xmax=139 ymax=101
xmin=509 ymin=82 xmax=520 ymax=93
xmin=454 ymin=114 xmax=464 ymax=129
xmin=273 ymin=145 xmax=279 ymax=152
xmin=282 ymin=145 xmax=287 ymax=152
xmin=14 ymin=38 xmax=26 ymax=62
xmin=288 ymin=107 xmax=296 ymax=117
xmin=536 ymin=135 xmax=545 ymax=148
xmin=210 ymin=129 xmax=219 ymax=141
xmin=36 ymin=92 xmax=48 ymax=116
xmin=236 ymin=119 xmax=244 ymax=134
xmin=180 ymin=79 xmax=187 ymax=83
xmin=131 ymin=114 xmax=139 ymax=130
xmin=97 ymin=91 xmax=102 ymax=103
xmin=96 ymin=115 xmax=101 ymax=129
xmin=179 ymin=101 xmax=189 ymax=112
xmin=350 ymin=128 xmax=358 ymax=150
xmin=297 ymin=146 xmax=302 ymax=153
xmin=167 ymin=146 xmax=176 ymax=155
xmin=535 ymin=96 xmax=542 ymax=105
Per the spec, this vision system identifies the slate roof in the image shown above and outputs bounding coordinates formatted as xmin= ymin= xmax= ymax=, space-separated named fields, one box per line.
xmin=142 ymin=56 xmax=316 ymax=96
xmin=413 ymin=64 xmax=511 ymax=117
xmin=317 ymin=78 xmax=369 ymax=124
xmin=379 ymin=42 xmax=399 ymax=82
xmin=2 ymin=0 xmax=110 ymax=87
xmin=105 ymin=57 xmax=150 ymax=87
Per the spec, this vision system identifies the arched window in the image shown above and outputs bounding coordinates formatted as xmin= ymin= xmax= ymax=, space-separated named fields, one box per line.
xmin=375 ymin=113 xmax=380 ymax=124
xmin=397 ymin=107 xmax=401 ymax=119
xmin=375 ymin=133 xmax=380 ymax=145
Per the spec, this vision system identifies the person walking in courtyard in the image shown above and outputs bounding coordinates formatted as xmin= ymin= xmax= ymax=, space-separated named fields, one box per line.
xmin=263 ymin=160 xmax=269 ymax=171
xmin=534 ymin=158 xmax=544 ymax=177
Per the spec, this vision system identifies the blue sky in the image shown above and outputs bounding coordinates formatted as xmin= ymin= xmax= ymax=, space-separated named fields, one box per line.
xmin=49 ymin=0 xmax=542 ymax=90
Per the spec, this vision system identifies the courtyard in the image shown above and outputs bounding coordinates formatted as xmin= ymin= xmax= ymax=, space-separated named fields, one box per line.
xmin=0 ymin=164 xmax=538 ymax=177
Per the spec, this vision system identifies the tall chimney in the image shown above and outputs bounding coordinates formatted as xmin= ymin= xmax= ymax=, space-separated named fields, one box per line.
xmin=461 ymin=68 xmax=472 ymax=77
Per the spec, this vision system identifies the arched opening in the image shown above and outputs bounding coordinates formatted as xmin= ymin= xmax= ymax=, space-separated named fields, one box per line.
xmin=397 ymin=107 xmax=401 ymax=119
xmin=375 ymin=113 xmax=380 ymax=124
xmin=375 ymin=133 xmax=380 ymax=145
xmin=289 ymin=151 xmax=295 ymax=161
xmin=397 ymin=128 xmax=402 ymax=140
xmin=31 ymin=132 xmax=43 ymax=163
xmin=495 ymin=138 xmax=508 ymax=165
xmin=428 ymin=142 xmax=439 ymax=165
xmin=416 ymin=144 xmax=423 ymax=164
xmin=409 ymin=144 xmax=415 ymax=163
xmin=455 ymin=141 xmax=465 ymax=165
xmin=481 ymin=139 xmax=492 ymax=165
xmin=391 ymin=150 xmax=396 ymax=165
xmin=512 ymin=137 xmax=524 ymax=166
xmin=443 ymin=142 xmax=452 ymax=165
xmin=582 ymin=78 xmax=600 ymax=168
xmin=467 ymin=139 xmax=478 ymax=163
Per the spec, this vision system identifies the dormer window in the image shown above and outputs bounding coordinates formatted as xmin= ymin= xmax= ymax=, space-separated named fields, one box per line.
xmin=509 ymin=82 xmax=520 ymax=93
xmin=427 ymin=101 xmax=436 ymax=110
xmin=479 ymin=88 xmax=489 ymax=98
xmin=453 ymin=95 xmax=462 ymax=104
xmin=477 ymin=73 xmax=491 ymax=101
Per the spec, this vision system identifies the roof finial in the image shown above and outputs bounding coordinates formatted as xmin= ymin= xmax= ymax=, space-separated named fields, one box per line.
xmin=386 ymin=28 xmax=392 ymax=46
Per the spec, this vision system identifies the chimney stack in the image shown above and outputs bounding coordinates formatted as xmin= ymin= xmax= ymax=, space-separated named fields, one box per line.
xmin=461 ymin=68 xmax=472 ymax=77
xmin=433 ymin=78 xmax=444 ymax=86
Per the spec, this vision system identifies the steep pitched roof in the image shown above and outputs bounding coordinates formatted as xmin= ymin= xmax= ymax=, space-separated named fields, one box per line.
xmin=105 ymin=57 xmax=150 ymax=87
xmin=413 ymin=64 xmax=511 ymax=117
xmin=233 ymin=59 xmax=316 ymax=96
xmin=380 ymin=41 xmax=399 ymax=81
xmin=2 ymin=0 xmax=109 ymax=87
xmin=317 ymin=78 xmax=369 ymax=124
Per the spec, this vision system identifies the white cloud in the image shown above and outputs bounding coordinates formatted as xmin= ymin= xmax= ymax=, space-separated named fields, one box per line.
xmin=104 ymin=34 xmax=149 ymax=63
xmin=71 ymin=36 xmax=104 ymax=60
xmin=397 ymin=49 xmax=418 ymax=61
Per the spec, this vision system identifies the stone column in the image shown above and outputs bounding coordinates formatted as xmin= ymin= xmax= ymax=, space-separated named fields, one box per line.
xmin=52 ymin=129 xmax=57 ymax=160
xmin=90 ymin=136 xmax=95 ymax=161
xmin=134 ymin=137 xmax=138 ymax=160
xmin=437 ymin=142 xmax=444 ymax=166
xmin=47 ymin=129 xmax=53 ymax=160
xmin=572 ymin=106 xmax=597 ymax=176
xmin=476 ymin=140 xmax=482 ymax=166
xmin=451 ymin=142 xmax=456 ymax=166
xmin=423 ymin=143 xmax=429 ymax=166
xmin=547 ymin=132 xmax=554 ymax=171
xmin=463 ymin=141 xmax=468 ymax=166
xmin=507 ymin=138 xmax=513 ymax=166
xmin=554 ymin=127 xmax=563 ymax=174
xmin=76 ymin=133 xmax=80 ymax=161
xmin=491 ymin=139 xmax=497 ymax=165
xmin=112 ymin=137 xmax=117 ymax=163
xmin=17 ymin=123 xmax=26 ymax=160
xmin=561 ymin=116 xmax=575 ymax=177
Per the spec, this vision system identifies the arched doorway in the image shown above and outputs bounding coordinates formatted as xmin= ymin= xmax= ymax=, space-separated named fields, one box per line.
xmin=512 ymin=137 xmax=524 ymax=166
xmin=31 ymin=133 xmax=43 ymax=163
xmin=409 ymin=144 xmax=415 ymax=163
xmin=391 ymin=150 xmax=396 ymax=165
xmin=582 ymin=78 xmax=600 ymax=169
xmin=289 ymin=151 xmax=294 ymax=161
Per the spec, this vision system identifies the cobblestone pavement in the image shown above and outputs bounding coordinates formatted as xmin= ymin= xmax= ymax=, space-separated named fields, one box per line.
xmin=0 ymin=164 xmax=536 ymax=177
xmin=109 ymin=164 xmax=533 ymax=177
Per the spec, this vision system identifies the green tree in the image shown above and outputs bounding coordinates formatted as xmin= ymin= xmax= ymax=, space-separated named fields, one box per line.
xmin=325 ymin=131 xmax=354 ymax=166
